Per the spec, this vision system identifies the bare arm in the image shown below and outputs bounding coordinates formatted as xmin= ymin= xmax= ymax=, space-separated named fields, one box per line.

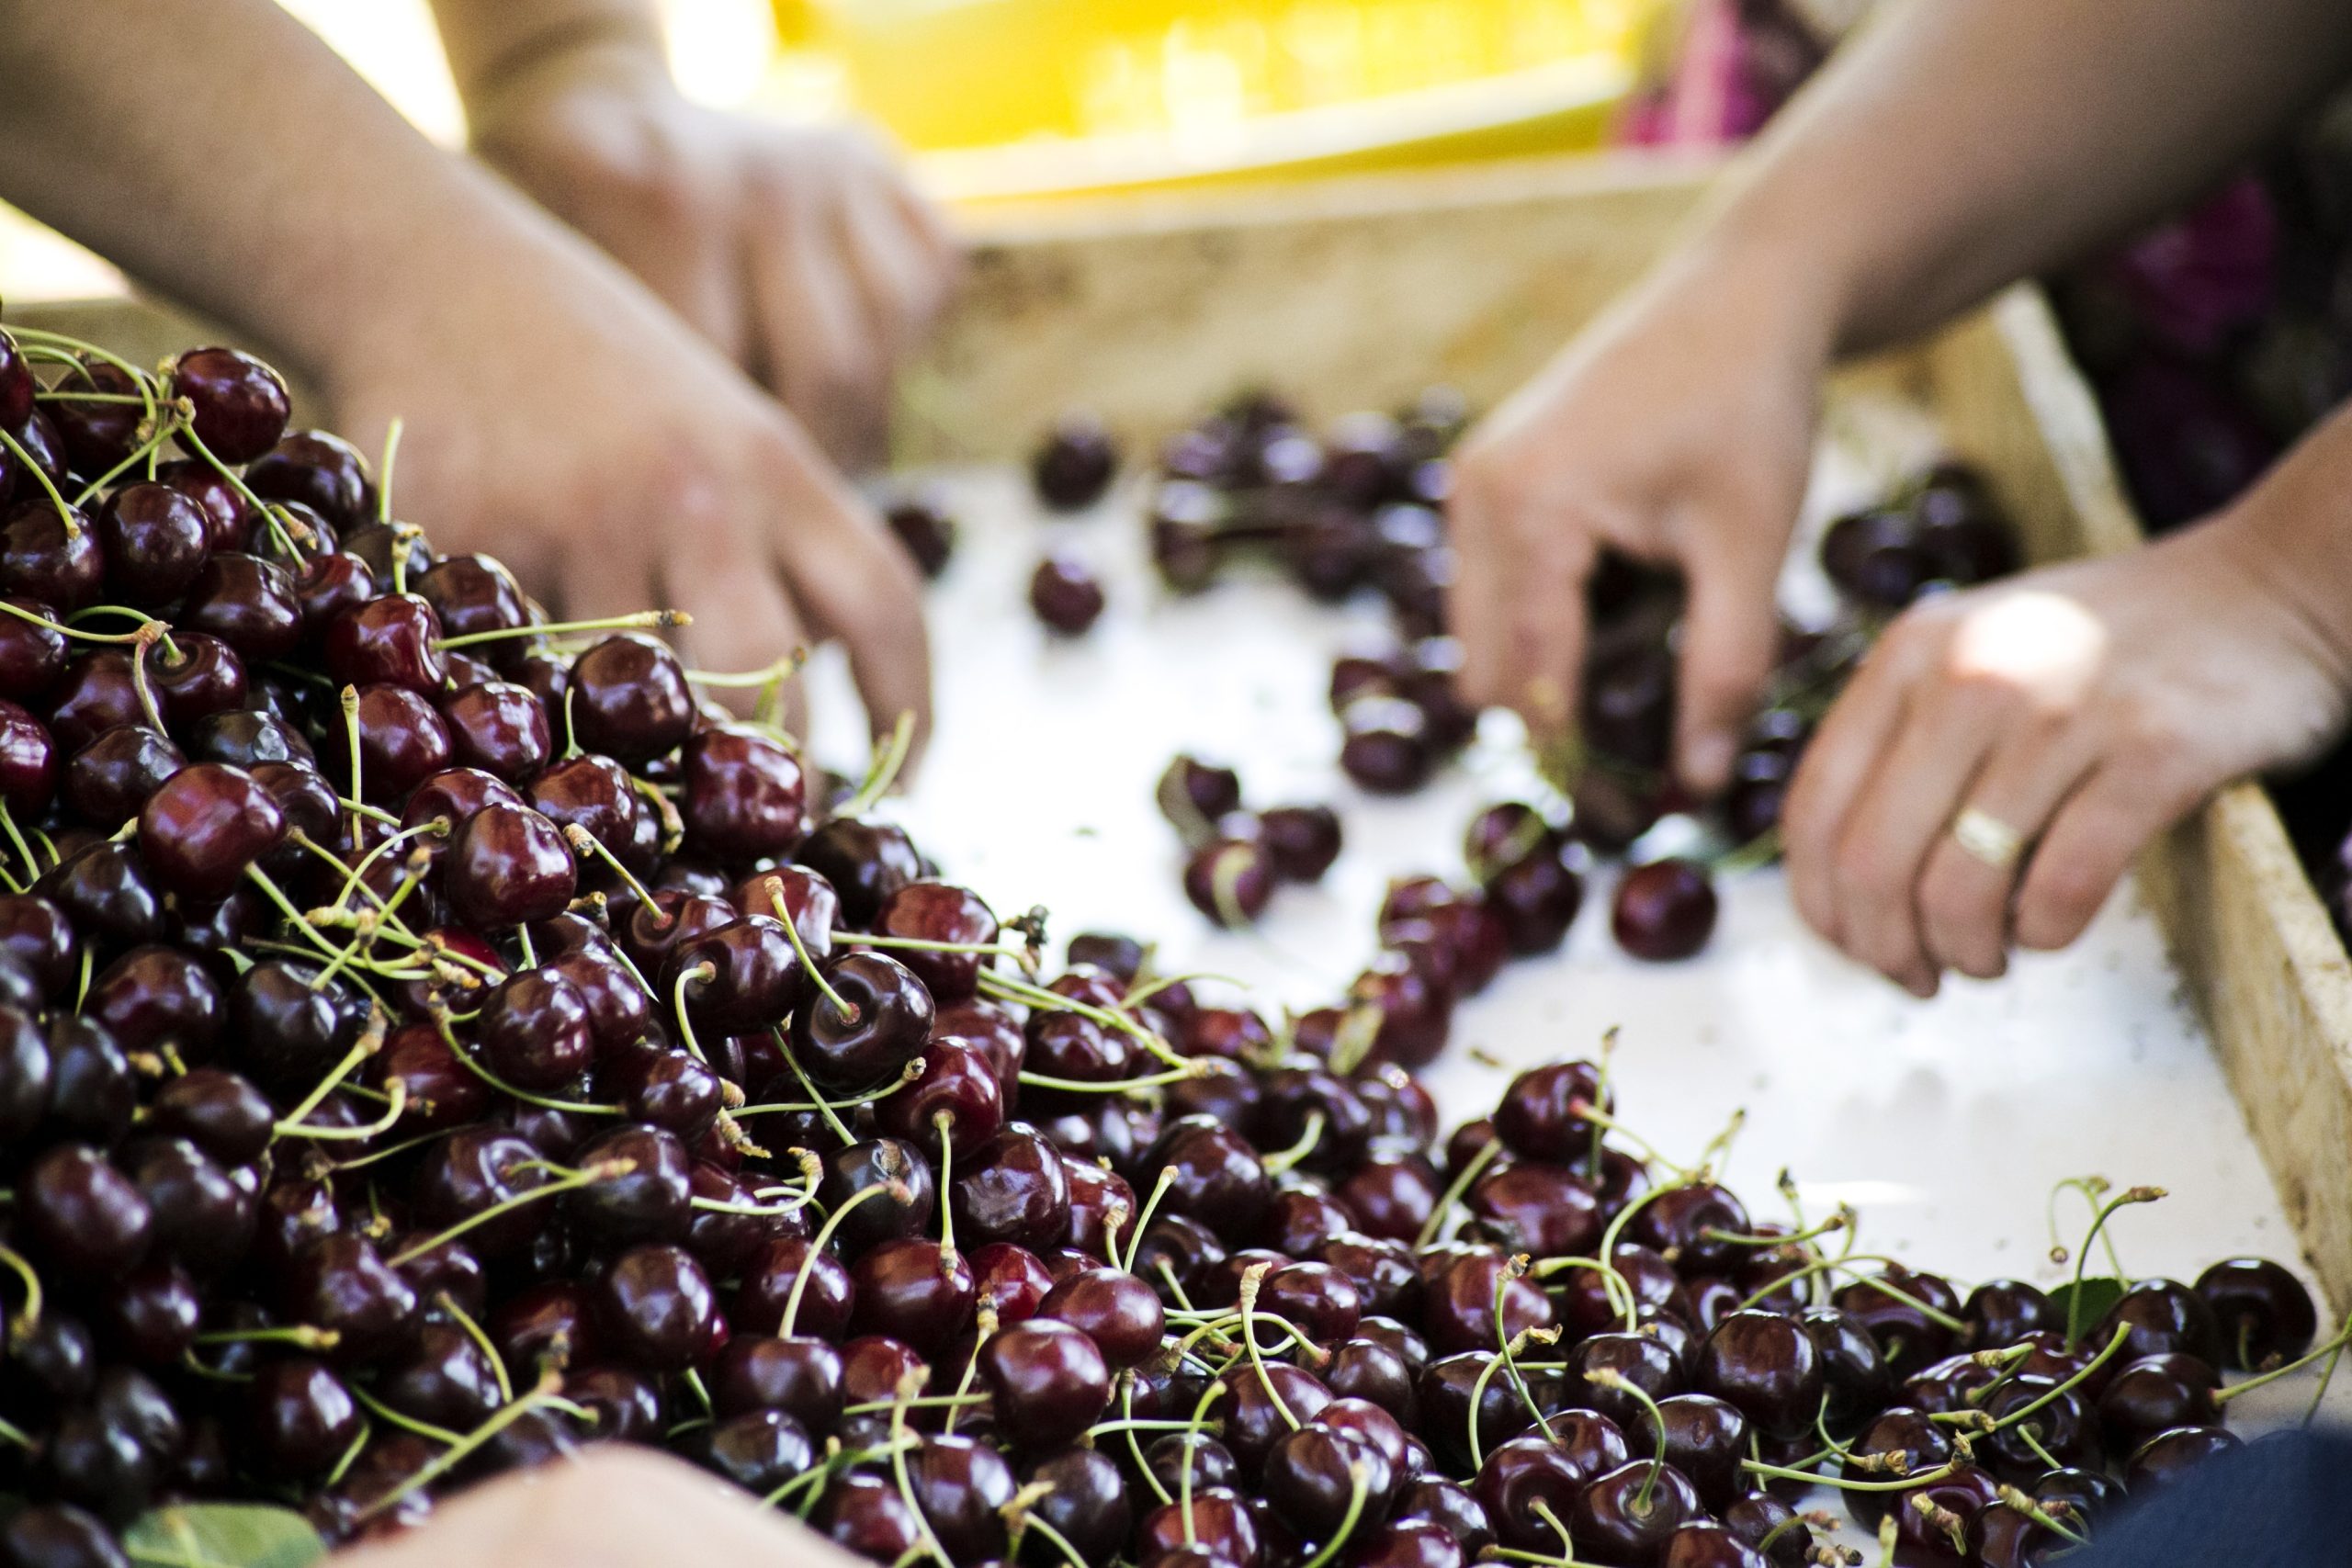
xmin=0 ymin=0 xmax=932 ymax=749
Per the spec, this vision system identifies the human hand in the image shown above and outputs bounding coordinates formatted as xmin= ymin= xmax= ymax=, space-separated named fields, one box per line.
xmin=466 ymin=37 xmax=959 ymax=471
xmin=1447 ymin=252 xmax=1837 ymax=792
xmin=1781 ymin=513 xmax=2352 ymax=996
xmin=333 ymin=1445 xmax=867 ymax=1568
xmin=325 ymin=213 xmax=931 ymax=754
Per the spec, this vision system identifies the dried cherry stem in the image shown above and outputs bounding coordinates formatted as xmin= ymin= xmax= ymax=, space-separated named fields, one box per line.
xmin=437 ymin=1292 xmax=512 ymax=1403
xmin=1261 ymin=1111 xmax=1325 ymax=1177
xmin=0 ymin=1243 xmax=44 ymax=1345
xmin=1120 ymin=1168 xmax=1179 ymax=1273
xmin=360 ymin=1369 xmax=566 ymax=1520
xmin=349 ymin=1383 xmax=463 ymax=1447
xmin=2063 ymin=1186 xmax=2165 ymax=1350
xmin=781 ymin=1180 xmax=906 ymax=1336
xmin=2211 ymin=1310 xmax=2352 ymax=1404
xmin=276 ymin=1080 xmax=408 ymax=1142
xmin=436 ymin=609 xmax=688 ymax=650
xmin=388 ymin=1158 xmax=634 ymax=1267
xmin=1417 ymin=1136 xmax=1503 ymax=1250
xmin=1993 ymin=1485 xmax=2086 ymax=1546
xmin=771 ymin=893 xmax=856 ymax=1021
xmin=846 ymin=711 xmax=918 ymax=817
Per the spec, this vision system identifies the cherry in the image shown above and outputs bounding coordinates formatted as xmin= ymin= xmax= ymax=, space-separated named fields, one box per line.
xmin=1693 ymin=1311 xmax=1822 ymax=1440
xmin=0 ymin=1001 xmax=51 ymax=1142
xmin=444 ymin=801 xmax=577 ymax=930
xmin=0 ymin=502 xmax=105 ymax=611
xmin=242 ymin=1356 xmax=361 ymax=1481
xmin=471 ymin=965 xmax=594 ymax=1090
xmin=1034 ymin=415 xmax=1119 ymax=510
xmin=682 ymin=723 xmax=806 ymax=859
xmin=1572 ymin=1459 xmax=1703 ymax=1564
xmin=820 ymin=1472 xmax=925 ymax=1562
xmin=1030 ymin=552 xmax=1106 ymax=635
xmin=2095 ymin=1278 xmax=2222 ymax=1365
xmin=1625 ymin=1182 xmax=1753 ymax=1276
xmin=886 ymin=496 xmax=957 ymax=578
xmin=0 ymin=593 xmax=67 ymax=701
xmin=2097 ymin=1351 xmax=2218 ymax=1455
xmin=875 ymin=880 xmax=998 ymax=1004
xmin=735 ymin=1236 xmax=854 ymax=1341
xmin=170 ymin=346 xmax=289 ymax=463
xmin=1264 ymin=1187 xmax=1355 ymax=1256
xmin=1136 ymin=1488 xmax=1261 ymax=1568
xmin=135 ymin=761 xmax=286 ymax=901
xmin=1718 ymin=1495 xmax=1807 ymax=1568
xmin=376 ymin=1322 xmax=504 ymax=1432
xmin=324 ymin=593 xmax=446 ymax=695
xmin=1 ymin=1505 xmax=129 ymax=1568
xmin=126 ymin=1134 xmax=254 ymax=1278
xmin=284 ymin=1233 xmax=420 ymax=1364
xmin=979 ymin=1318 xmax=1112 ymax=1450
xmin=796 ymin=815 xmax=923 ymax=925
xmin=178 ymin=553 xmax=302 ymax=662
xmin=1259 ymin=1260 xmax=1363 ymax=1347
xmin=1338 ymin=696 xmax=1433 ymax=794
xmin=792 ymin=950 xmax=935 ymax=1093
xmin=1612 ymin=861 xmax=1718 ymax=961
xmin=1141 ymin=1430 xmax=1238 ymax=1500
xmin=47 ymin=651 xmax=142 ymax=756
xmin=94 ymin=484 xmax=209 ymax=607
xmin=1796 ymin=1306 xmax=1891 ymax=1433
xmin=910 ymin=1434 xmax=1019 ymax=1563
xmin=1261 ymin=805 xmax=1342 ymax=882
xmin=0 ymin=697 xmax=55 ymax=819
xmin=1038 ymin=1269 xmax=1164 ymax=1368
xmin=2125 ymin=1423 xmax=2240 ymax=1495
xmin=951 ymin=1123 xmax=1072 ymax=1252
xmin=22 ymin=1144 xmax=152 ymax=1279
xmin=710 ymin=1334 xmax=843 ymax=1432
xmin=815 ymin=1137 xmax=937 ymax=1253
xmin=410 ymin=1126 xmax=557 ymax=1260
xmin=969 ymin=1242 xmax=1055 ymax=1326
xmin=1465 ymin=1162 xmax=1600 ymax=1258
xmin=1159 ymin=755 xmax=1244 ymax=840
xmin=668 ymin=914 xmax=809 ymax=1036
xmin=1217 ymin=1361 xmax=1332 ymax=1481
xmin=1832 ymin=1266 xmax=1960 ymax=1378
xmin=851 ymin=1236 xmax=977 ymax=1358
xmin=569 ymin=633 xmax=694 ymax=763
xmin=681 ymin=1407 xmax=815 ymax=1498
xmin=43 ymin=1015 xmax=134 ymax=1145
xmin=149 ymin=634 xmax=247 ymax=729
xmin=0 ymin=329 xmax=29 ymax=430
xmin=1473 ymin=1427 xmax=1626 ymax=1553
xmin=42 ymin=358 xmax=143 ymax=478
xmin=1838 ymin=1408 xmax=1951 ymax=1529
xmin=183 ymin=709 xmax=313 ymax=771
xmin=2194 ymin=1256 xmax=2316 ymax=1369
xmin=425 ymin=685 xmax=543 ymax=787
xmin=594 ymin=1242 xmax=718 ymax=1372
xmin=1143 ymin=1117 xmax=1272 ymax=1247
xmin=1264 ymin=1424 xmax=1391 ymax=1541
xmin=564 ymin=1122 xmax=692 ymax=1245
xmin=1184 ymin=838 xmax=1275 ymax=927
xmin=226 ymin=957 xmax=358 ymax=1095
xmin=1417 ymin=1350 xmax=1529 ymax=1472
xmin=243 ymin=429 xmax=375 ymax=527
xmin=1348 ymin=953 xmax=1452 ymax=1071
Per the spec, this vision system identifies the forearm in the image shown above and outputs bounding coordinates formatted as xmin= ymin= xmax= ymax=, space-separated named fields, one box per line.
xmin=0 ymin=0 xmax=679 ymax=404
xmin=425 ymin=0 xmax=667 ymax=115
xmin=2226 ymin=403 xmax=2352 ymax=681
xmin=1681 ymin=0 xmax=2352 ymax=355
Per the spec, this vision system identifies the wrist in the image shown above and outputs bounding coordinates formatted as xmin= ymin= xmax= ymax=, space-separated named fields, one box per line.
xmin=447 ymin=5 xmax=671 ymax=128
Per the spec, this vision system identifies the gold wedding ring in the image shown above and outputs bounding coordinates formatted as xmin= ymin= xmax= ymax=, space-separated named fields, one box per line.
xmin=1951 ymin=807 xmax=2024 ymax=872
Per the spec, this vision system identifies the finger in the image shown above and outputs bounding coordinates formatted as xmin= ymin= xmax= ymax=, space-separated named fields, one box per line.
xmin=1820 ymin=681 xmax=2012 ymax=996
xmin=763 ymin=444 xmax=934 ymax=769
xmin=1915 ymin=714 xmax=2101 ymax=979
xmin=2013 ymin=761 xmax=2202 ymax=952
xmin=1781 ymin=622 xmax=1932 ymax=946
xmin=658 ymin=502 xmax=815 ymax=739
xmin=834 ymin=182 xmax=954 ymax=358
xmin=748 ymin=184 xmax=892 ymax=472
xmin=1673 ymin=536 xmax=1786 ymax=794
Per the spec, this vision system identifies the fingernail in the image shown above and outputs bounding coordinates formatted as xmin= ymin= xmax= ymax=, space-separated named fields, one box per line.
xmin=1683 ymin=730 xmax=1734 ymax=792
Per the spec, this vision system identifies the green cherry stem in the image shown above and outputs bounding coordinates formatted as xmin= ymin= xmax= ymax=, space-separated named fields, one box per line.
xmin=436 ymin=609 xmax=689 ymax=651
xmin=781 ymin=1181 xmax=906 ymax=1337
xmin=2064 ymin=1186 xmax=2165 ymax=1350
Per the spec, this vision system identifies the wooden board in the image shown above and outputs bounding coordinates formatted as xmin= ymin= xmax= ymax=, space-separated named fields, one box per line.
xmin=20 ymin=149 xmax=2352 ymax=1308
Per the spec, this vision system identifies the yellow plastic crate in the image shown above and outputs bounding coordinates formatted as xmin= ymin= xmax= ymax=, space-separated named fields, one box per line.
xmin=777 ymin=0 xmax=1657 ymax=200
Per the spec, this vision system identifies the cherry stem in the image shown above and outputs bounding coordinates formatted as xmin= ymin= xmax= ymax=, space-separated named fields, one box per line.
xmin=431 ymin=1005 xmax=626 ymax=1116
xmin=1743 ymin=1456 xmax=1960 ymax=1493
xmin=978 ymin=970 xmax=1188 ymax=1072
xmin=2212 ymin=1308 xmax=2352 ymax=1404
xmin=671 ymin=962 xmax=716 ymax=1065
xmin=0 ymin=1242 xmax=44 ymax=1345
xmin=276 ymin=1079 xmax=408 ymax=1142
xmin=684 ymin=647 xmax=808 ymax=689
xmin=359 ymin=1369 xmax=565 ymax=1521
xmin=272 ymin=1007 xmax=388 ymax=1130
xmin=562 ymin=823 xmax=660 ymax=911
xmin=1568 ymin=1100 xmax=1693 ymax=1180
xmin=1180 ymin=1379 xmax=1227 ymax=1534
xmin=180 ymin=423 xmax=309 ymax=560
xmin=1496 ymin=1255 xmax=1559 ymax=1441
xmin=1008 ymin=1505 xmax=1088 ymax=1568
xmin=841 ymin=1392 xmax=990 ymax=1416
xmin=1531 ymin=1254 xmax=1637 ymax=1329
xmin=435 ymin=609 xmax=688 ymax=650
xmin=732 ymin=1060 xmax=925 ymax=1120
xmin=781 ymin=1181 xmax=904 ymax=1336
xmin=1297 ymin=1464 xmax=1370 ymax=1568
xmin=349 ymin=1382 xmax=463 ymax=1447
xmin=437 ymin=1291 xmax=512 ymax=1404
xmin=378 ymin=418 xmax=402 ymax=525
xmin=771 ymin=892 xmax=856 ymax=1021
xmin=888 ymin=1368 xmax=956 ymax=1568
xmin=1594 ymin=1176 xmax=1690 ymax=1331
xmin=2064 ymin=1186 xmax=2165 ymax=1350
xmin=933 ymin=1111 xmax=960 ymax=1269
xmin=845 ymin=710 xmax=917 ymax=818
xmin=1415 ymin=1134 xmax=1502 ymax=1250
xmin=2044 ymin=1176 xmax=2126 ymax=1275
xmin=71 ymin=412 xmax=184 ymax=508
xmin=387 ymin=1161 xmax=628 ymax=1267
xmin=1235 ymin=1263 xmax=1298 ymax=1429
xmin=1752 ymin=1515 xmax=1815 ymax=1556
xmin=1261 ymin=1111 xmax=1325 ymax=1178
xmin=1120 ymin=1374 xmax=1173 ymax=1508
xmin=1018 ymin=1063 xmax=1204 ymax=1095
xmin=0 ymin=1414 xmax=34 ymax=1450
xmin=195 ymin=1323 xmax=341 ymax=1353
xmin=1702 ymin=1210 xmax=1850 ymax=1249
xmin=1121 ymin=1168 xmax=1179 ymax=1274
xmin=772 ymin=1024 xmax=858 ymax=1146
xmin=0 ymin=800 xmax=39 ymax=894
xmin=1589 ymin=1368 xmax=1668 ymax=1511
xmin=1531 ymin=1499 xmax=1581 ymax=1565
xmin=1740 ymin=1257 xmax=1966 ymax=1333
xmin=0 ymin=423 xmax=84 ymax=537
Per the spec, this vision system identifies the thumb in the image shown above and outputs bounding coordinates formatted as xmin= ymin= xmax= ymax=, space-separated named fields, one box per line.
xmin=1673 ymin=541 xmax=1783 ymax=795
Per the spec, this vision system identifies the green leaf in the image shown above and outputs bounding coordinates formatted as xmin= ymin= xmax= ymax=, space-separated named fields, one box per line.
xmin=2049 ymin=1276 xmax=2128 ymax=1338
xmin=121 ymin=1505 xmax=326 ymax=1568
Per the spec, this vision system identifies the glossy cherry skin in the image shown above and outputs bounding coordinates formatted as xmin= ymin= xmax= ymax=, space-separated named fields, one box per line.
xmin=150 ymin=633 xmax=248 ymax=729
xmin=1566 ymin=1333 xmax=1687 ymax=1434
xmin=475 ymin=965 xmax=595 ymax=1090
xmin=2125 ymin=1424 xmax=2240 ymax=1495
xmin=2096 ymin=1278 xmax=2223 ymax=1365
xmin=171 ymin=346 xmax=289 ymax=463
xmin=1339 ymin=695 xmax=1433 ymax=794
xmin=1144 ymin=1116 xmax=1272 ymax=1247
xmin=2194 ymin=1258 xmax=2315 ymax=1370
xmin=1037 ymin=1269 xmax=1163 ymax=1368
xmin=95 ymin=483 xmax=209 ymax=607
xmin=1030 ymin=553 xmax=1106 ymax=634
xmin=0 ymin=330 xmax=29 ymax=430
xmin=444 ymin=801 xmax=577 ymax=930
xmin=792 ymin=950 xmax=935 ymax=1094
xmin=978 ymin=1318 xmax=1111 ymax=1450
xmin=2 ymin=1504 xmax=132 ymax=1568
xmin=1658 ymin=1522 xmax=1769 ymax=1568
xmin=242 ymin=1356 xmax=361 ymax=1482
xmin=796 ymin=814 xmax=924 ymax=926
xmin=375 ymin=1322 xmax=504 ymax=1432
xmin=286 ymin=1233 xmax=421 ymax=1365
xmin=47 ymin=650 xmax=143 ymax=757
xmin=874 ymin=880 xmax=998 ymax=1004
xmin=682 ymin=723 xmax=807 ymax=859
xmin=137 ymin=762 xmax=286 ymax=901
xmin=1960 ymin=1278 xmax=2054 ymax=1351
xmin=1018 ymin=1446 xmax=1129 ymax=1568
xmin=566 ymin=1123 xmax=693 ymax=1245
xmin=1465 ymin=1162 xmax=1600 ymax=1258
xmin=243 ymin=429 xmax=374 ymax=526
xmin=1839 ymin=1408 xmax=1952 ymax=1529
xmin=1422 ymin=1247 xmax=1556 ymax=1357
xmin=951 ymin=1123 xmax=1072 ymax=1253
xmin=1136 ymin=1488 xmax=1261 ymax=1568
xmin=178 ymin=553 xmax=302 ymax=661
xmin=1 ymin=504 xmax=107 ymax=624
xmin=1832 ymin=1266 xmax=1960 ymax=1378
xmin=820 ymin=1472 xmax=925 ymax=1562
xmin=0 ymin=593 xmax=67 ymax=702
xmin=2097 ymin=1352 xmax=2218 ymax=1456
xmin=1694 ymin=1311 xmax=1823 ymax=1441
xmin=570 ymin=633 xmax=694 ymax=763
xmin=325 ymin=593 xmax=446 ymax=694
xmin=1264 ymin=1423 xmax=1395 ymax=1542
xmin=850 ymin=1236 xmax=977 ymax=1359
xmin=440 ymin=681 xmax=551 ymax=783
xmin=734 ymin=1236 xmax=855 ymax=1341
xmin=711 ymin=1334 xmax=843 ymax=1430
xmin=410 ymin=1126 xmax=556 ymax=1260
xmin=1034 ymin=416 xmax=1118 ymax=510
xmin=910 ymin=1435 xmax=1019 ymax=1564
xmin=681 ymin=1407 xmax=815 ymax=1498
xmin=0 ymin=695 xmax=55 ymax=817
xmin=1612 ymin=860 xmax=1718 ymax=960
xmin=1213 ymin=1361 xmax=1333 ymax=1483
xmin=594 ymin=1242 xmax=718 ymax=1372
xmin=1572 ymin=1459 xmax=1703 ymax=1566
xmin=21 ymin=1144 xmax=153 ymax=1280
